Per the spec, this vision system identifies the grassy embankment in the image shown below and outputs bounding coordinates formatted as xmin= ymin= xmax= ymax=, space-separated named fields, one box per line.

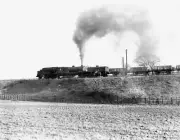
xmin=1 ymin=75 xmax=180 ymax=103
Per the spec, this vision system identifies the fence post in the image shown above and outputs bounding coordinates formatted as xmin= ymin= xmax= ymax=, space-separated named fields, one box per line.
xmin=161 ymin=96 xmax=163 ymax=105
xmin=53 ymin=93 xmax=56 ymax=102
xmin=117 ymin=95 xmax=118 ymax=104
xmin=149 ymin=97 xmax=151 ymax=105
xmin=156 ymin=98 xmax=159 ymax=105
xmin=171 ymin=97 xmax=173 ymax=105
xmin=145 ymin=98 xmax=146 ymax=104
xmin=121 ymin=96 xmax=123 ymax=104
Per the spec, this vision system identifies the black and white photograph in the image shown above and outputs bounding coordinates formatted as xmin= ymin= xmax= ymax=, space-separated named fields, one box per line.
xmin=0 ymin=0 xmax=180 ymax=139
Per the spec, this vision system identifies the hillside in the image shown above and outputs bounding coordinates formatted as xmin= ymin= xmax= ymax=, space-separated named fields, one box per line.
xmin=1 ymin=75 xmax=180 ymax=102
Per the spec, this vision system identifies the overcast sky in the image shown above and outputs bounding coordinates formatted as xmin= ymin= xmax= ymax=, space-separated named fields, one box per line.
xmin=0 ymin=0 xmax=180 ymax=79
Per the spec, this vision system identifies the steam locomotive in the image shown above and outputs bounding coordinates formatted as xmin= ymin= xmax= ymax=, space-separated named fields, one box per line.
xmin=36 ymin=66 xmax=110 ymax=79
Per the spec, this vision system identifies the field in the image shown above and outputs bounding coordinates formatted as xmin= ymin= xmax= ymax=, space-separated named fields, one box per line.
xmin=0 ymin=100 xmax=180 ymax=140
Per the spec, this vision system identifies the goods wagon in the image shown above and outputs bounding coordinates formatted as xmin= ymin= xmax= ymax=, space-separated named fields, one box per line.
xmin=152 ymin=65 xmax=173 ymax=75
xmin=130 ymin=67 xmax=149 ymax=76
xmin=109 ymin=68 xmax=126 ymax=76
xmin=176 ymin=65 xmax=180 ymax=71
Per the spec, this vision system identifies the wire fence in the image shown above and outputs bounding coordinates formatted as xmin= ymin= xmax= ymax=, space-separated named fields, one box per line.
xmin=0 ymin=94 xmax=180 ymax=105
xmin=0 ymin=94 xmax=32 ymax=101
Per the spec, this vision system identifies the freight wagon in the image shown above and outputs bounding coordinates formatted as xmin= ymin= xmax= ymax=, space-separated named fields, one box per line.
xmin=130 ymin=67 xmax=150 ymax=76
xmin=152 ymin=65 xmax=173 ymax=75
xmin=176 ymin=65 xmax=180 ymax=71
xmin=109 ymin=68 xmax=126 ymax=76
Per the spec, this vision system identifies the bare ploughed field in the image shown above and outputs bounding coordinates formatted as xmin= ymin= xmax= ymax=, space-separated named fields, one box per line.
xmin=0 ymin=101 xmax=180 ymax=140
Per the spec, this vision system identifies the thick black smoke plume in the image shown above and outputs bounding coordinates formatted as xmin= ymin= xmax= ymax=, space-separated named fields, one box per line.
xmin=73 ymin=6 xmax=157 ymax=65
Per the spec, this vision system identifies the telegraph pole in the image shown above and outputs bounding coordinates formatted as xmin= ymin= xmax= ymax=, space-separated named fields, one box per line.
xmin=122 ymin=57 xmax=125 ymax=76
xmin=126 ymin=49 xmax=128 ymax=75
xmin=122 ymin=57 xmax=124 ymax=69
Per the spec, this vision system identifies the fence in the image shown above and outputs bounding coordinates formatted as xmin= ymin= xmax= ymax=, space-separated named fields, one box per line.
xmin=0 ymin=94 xmax=32 ymax=101
xmin=0 ymin=94 xmax=180 ymax=105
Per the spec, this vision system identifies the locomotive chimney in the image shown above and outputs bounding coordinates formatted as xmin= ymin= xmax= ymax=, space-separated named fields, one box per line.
xmin=80 ymin=55 xmax=83 ymax=67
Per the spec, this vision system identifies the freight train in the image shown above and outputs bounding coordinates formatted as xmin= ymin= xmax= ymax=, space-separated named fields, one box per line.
xmin=129 ymin=65 xmax=180 ymax=76
xmin=36 ymin=65 xmax=180 ymax=79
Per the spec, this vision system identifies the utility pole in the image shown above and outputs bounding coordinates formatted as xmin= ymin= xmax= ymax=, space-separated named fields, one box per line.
xmin=122 ymin=57 xmax=125 ymax=76
xmin=122 ymin=57 xmax=124 ymax=69
xmin=126 ymin=49 xmax=128 ymax=75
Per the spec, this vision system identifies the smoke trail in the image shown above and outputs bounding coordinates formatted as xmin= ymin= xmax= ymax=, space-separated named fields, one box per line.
xmin=73 ymin=6 xmax=157 ymax=65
